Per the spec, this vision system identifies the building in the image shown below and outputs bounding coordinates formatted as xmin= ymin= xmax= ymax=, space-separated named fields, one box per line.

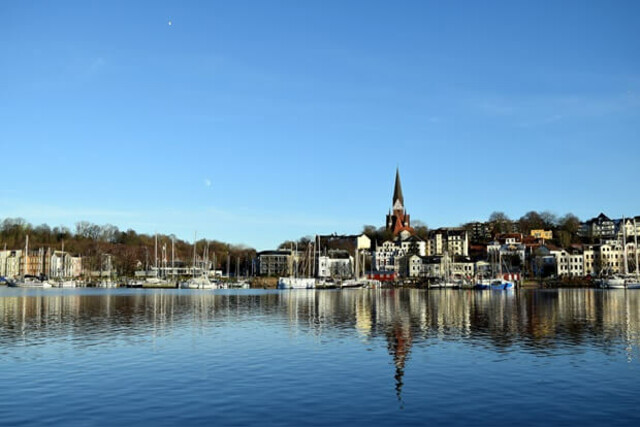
xmin=550 ymin=246 xmax=584 ymax=277
xmin=317 ymin=250 xmax=353 ymax=278
xmin=579 ymin=213 xmax=616 ymax=239
xmin=0 ymin=250 xmax=22 ymax=278
xmin=257 ymin=250 xmax=296 ymax=276
xmin=531 ymin=229 xmax=553 ymax=240
xmin=427 ymin=228 xmax=469 ymax=257
xmin=372 ymin=235 xmax=426 ymax=275
xmin=466 ymin=222 xmax=492 ymax=243
xmin=385 ymin=168 xmax=414 ymax=237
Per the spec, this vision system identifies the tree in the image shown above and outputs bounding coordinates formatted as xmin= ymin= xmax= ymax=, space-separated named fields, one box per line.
xmin=489 ymin=211 xmax=512 ymax=235
xmin=413 ymin=220 xmax=429 ymax=240
xmin=559 ymin=213 xmax=580 ymax=236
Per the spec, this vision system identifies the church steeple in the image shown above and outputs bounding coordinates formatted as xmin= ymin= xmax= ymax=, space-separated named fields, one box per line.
xmin=393 ymin=167 xmax=404 ymax=209
xmin=385 ymin=168 xmax=413 ymax=236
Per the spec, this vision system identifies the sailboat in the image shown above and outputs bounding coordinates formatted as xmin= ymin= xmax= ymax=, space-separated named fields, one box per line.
xmin=341 ymin=246 xmax=379 ymax=289
xmin=9 ymin=236 xmax=52 ymax=288
xmin=180 ymin=234 xmax=217 ymax=289
xmin=429 ymin=252 xmax=458 ymax=288
xmin=604 ymin=217 xmax=638 ymax=289
xmin=51 ymin=241 xmax=76 ymax=288
xmin=474 ymin=250 xmax=514 ymax=290
xmin=277 ymin=243 xmax=316 ymax=289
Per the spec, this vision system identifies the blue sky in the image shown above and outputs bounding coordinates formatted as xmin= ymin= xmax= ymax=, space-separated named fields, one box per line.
xmin=1 ymin=0 xmax=639 ymax=250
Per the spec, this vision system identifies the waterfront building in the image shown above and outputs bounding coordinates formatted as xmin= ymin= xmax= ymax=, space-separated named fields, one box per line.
xmin=317 ymin=250 xmax=353 ymax=278
xmin=257 ymin=250 xmax=297 ymax=276
xmin=49 ymin=250 xmax=83 ymax=278
xmin=550 ymin=246 xmax=584 ymax=277
xmin=0 ymin=250 xmax=22 ymax=278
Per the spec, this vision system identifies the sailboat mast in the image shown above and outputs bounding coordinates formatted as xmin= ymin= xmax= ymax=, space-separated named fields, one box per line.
xmin=155 ymin=233 xmax=158 ymax=273
xmin=24 ymin=235 xmax=29 ymax=278
xmin=192 ymin=232 xmax=197 ymax=278
xmin=622 ymin=216 xmax=628 ymax=275
xmin=171 ymin=237 xmax=175 ymax=278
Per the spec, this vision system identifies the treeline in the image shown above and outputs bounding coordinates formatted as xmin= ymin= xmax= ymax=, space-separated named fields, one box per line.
xmin=472 ymin=211 xmax=582 ymax=247
xmin=0 ymin=218 xmax=256 ymax=277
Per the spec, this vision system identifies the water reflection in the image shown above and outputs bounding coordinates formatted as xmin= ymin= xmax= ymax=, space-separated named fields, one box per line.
xmin=1 ymin=288 xmax=640 ymax=394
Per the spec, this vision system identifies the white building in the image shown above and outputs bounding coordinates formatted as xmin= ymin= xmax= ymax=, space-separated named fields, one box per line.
xmin=0 ymin=250 xmax=22 ymax=278
xmin=550 ymin=247 xmax=584 ymax=277
xmin=427 ymin=228 xmax=469 ymax=257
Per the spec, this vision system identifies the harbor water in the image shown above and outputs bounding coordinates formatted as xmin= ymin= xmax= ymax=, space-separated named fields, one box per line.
xmin=1 ymin=288 xmax=639 ymax=426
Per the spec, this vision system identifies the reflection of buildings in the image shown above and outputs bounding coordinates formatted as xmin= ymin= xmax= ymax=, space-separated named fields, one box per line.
xmin=2 ymin=289 xmax=640 ymax=387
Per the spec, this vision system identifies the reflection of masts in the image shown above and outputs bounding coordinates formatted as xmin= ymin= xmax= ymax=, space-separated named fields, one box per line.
xmin=635 ymin=218 xmax=639 ymax=280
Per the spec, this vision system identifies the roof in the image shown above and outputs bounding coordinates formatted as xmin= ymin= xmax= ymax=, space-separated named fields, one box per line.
xmin=393 ymin=167 xmax=404 ymax=206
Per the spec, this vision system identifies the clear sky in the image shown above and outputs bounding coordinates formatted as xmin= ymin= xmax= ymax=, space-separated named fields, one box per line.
xmin=1 ymin=0 xmax=639 ymax=250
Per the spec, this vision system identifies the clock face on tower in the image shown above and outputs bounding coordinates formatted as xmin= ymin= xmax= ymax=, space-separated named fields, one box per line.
xmin=393 ymin=200 xmax=404 ymax=211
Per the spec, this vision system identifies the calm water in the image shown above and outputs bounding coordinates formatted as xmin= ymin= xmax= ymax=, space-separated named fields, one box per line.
xmin=1 ymin=288 xmax=639 ymax=426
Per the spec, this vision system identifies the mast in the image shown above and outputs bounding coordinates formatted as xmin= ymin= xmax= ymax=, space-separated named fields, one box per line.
xmin=155 ymin=233 xmax=158 ymax=274
xmin=171 ymin=236 xmax=175 ymax=278
xmin=192 ymin=232 xmax=197 ymax=278
xmin=24 ymin=235 xmax=29 ymax=278
xmin=622 ymin=216 xmax=628 ymax=276
xmin=354 ymin=246 xmax=359 ymax=279
xmin=313 ymin=235 xmax=317 ymax=278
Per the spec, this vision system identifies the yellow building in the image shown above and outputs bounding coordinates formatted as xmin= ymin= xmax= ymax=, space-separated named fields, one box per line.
xmin=531 ymin=229 xmax=553 ymax=240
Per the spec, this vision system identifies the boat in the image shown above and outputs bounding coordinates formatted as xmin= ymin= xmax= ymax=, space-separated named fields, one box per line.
xmin=277 ymin=277 xmax=316 ymax=289
xmin=52 ymin=279 xmax=77 ymax=288
xmin=180 ymin=275 xmax=217 ymax=289
xmin=96 ymin=279 xmax=118 ymax=288
xmin=8 ymin=236 xmax=52 ymax=288
xmin=179 ymin=232 xmax=218 ymax=289
xmin=9 ymin=275 xmax=52 ymax=288
xmin=277 ymin=242 xmax=316 ymax=289
xmin=475 ymin=249 xmax=515 ymax=290
xmin=603 ymin=217 xmax=640 ymax=289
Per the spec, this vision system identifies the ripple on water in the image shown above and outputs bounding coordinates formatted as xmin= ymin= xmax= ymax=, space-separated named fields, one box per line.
xmin=1 ymin=288 xmax=640 ymax=425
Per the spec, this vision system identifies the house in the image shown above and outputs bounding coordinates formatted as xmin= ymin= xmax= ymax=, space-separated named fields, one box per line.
xmin=531 ymin=229 xmax=553 ymax=240
xmin=579 ymin=213 xmax=616 ymax=239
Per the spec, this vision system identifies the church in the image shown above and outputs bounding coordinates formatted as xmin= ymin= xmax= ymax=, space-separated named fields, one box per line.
xmin=385 ymin=168 xmax=415 ymax=239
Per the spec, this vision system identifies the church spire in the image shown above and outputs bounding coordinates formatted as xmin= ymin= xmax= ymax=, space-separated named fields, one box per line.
xmin=393 ymin=167 xmax=404 ymax=208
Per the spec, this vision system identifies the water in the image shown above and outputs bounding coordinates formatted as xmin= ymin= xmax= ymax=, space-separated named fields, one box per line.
xmin=1 ymin=288 xmax=639 ymax=426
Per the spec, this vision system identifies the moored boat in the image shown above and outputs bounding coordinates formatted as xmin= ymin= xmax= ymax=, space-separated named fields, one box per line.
xmin=277 ymin=277 xmax=316 ymax=289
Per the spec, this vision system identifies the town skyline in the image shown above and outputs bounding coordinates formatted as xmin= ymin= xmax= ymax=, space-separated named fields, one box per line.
xmin=2 ymin=1 xmax=639 ymax=250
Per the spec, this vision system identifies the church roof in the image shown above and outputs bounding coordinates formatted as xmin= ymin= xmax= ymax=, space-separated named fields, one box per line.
xmin=393 ymin=168 xmax=404 ymax=206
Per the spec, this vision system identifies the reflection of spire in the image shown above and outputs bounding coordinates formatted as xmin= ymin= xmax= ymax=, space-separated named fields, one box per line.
xmin=386 ymin=319 xmax=412 ymax=403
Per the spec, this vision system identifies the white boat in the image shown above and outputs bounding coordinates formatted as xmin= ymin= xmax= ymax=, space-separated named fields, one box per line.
xmin=179 ymin=232 xmax=218 ymax=289
xmin=429 ymin=279 xmax=457 ymax=289
xmin=277 ymin=277 xmax=316 ymax=289
xmin=9 ymin=276 xmax=52 ymax=288
xmin=97 ymin=279 xmax=118 ymax=288
xmin=180 ymin=276 xmax=218 ymax=289
xmin=52 ymin=279 xmax=76 ymax=288
xmin=8 ymin=236 xmax=52 ymax=288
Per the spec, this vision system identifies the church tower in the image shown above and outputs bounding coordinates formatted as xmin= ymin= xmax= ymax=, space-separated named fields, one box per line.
xmin=386 ymin=168 xmax=414 ymax=236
